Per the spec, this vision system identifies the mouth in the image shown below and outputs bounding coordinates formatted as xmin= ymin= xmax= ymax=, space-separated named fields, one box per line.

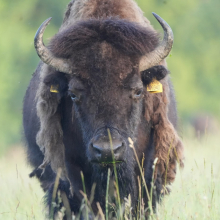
xmin=91 ymin=160 xmax=124 ymax=166
xmin=100 ymin=161 xmax=124 ymax=169
xmin=101 ymin=161 xmax=123 ymax=165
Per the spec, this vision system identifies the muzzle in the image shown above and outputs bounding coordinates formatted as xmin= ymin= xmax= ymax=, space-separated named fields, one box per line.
xmin=88 ymin=128 xmax=126 ymax=164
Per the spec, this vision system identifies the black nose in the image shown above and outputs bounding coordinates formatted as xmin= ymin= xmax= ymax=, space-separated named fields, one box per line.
xmin=90 ymin=136 xmax=125 ymax=163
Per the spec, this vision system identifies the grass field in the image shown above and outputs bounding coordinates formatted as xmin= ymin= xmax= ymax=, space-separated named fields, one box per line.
xmin=0 ymin=132 xmax=219 ymax=220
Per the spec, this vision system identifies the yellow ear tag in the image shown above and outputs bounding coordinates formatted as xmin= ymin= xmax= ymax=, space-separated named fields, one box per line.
xmin=147 ymin=79 xmax=163 ymax=93
xmin=50 ymin=85 xmax=59 ymax=93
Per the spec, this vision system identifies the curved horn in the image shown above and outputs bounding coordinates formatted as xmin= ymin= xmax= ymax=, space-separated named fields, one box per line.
xmin=139 ymin=13 xmax=174 ymax=72
xmin=34 ymin=18 xmax=72 ymax=74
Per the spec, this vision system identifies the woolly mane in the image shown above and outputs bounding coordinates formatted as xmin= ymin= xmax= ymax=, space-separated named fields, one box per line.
xmin=36 ymin=18 xmax=184 ymax=186
xmin=51 ymin=18 xmax=159 ymax=59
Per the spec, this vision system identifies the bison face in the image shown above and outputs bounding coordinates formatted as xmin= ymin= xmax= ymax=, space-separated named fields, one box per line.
xmin=66 ymin=41 xmax=168 ymax=167
xmin=68 ymin=46 xmax=145 ymax=165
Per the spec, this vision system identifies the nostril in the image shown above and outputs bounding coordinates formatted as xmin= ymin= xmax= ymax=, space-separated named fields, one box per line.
xmin=91 ymin=144 xmax=102 ymax=156
xmin=113 ymin=142 xmax=125 ymax=154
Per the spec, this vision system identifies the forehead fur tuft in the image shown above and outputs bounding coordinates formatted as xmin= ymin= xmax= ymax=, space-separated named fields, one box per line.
xmin=50 ymin=18 xmax=159 ymax=58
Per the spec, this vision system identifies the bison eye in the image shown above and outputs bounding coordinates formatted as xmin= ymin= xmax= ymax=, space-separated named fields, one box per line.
xmin=70 ymin=93 xmax=78 ymax=101
xmin=69 ymin=89 xmax=83 ymax=102
xmin=132 ymin=88 xmax=143 ymax=99
xmin=136 ymin=89 xmax=142 ymax=96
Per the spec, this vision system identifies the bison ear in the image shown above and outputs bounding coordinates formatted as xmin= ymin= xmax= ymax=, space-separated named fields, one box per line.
xmin=43 ymin=72 xmax=69 ymax=97
xmin=141 ymin=65 xmax=169 ymax=86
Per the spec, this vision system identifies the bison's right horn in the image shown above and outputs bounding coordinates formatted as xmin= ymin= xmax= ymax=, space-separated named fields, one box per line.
xmin=139 ymin=13 xmax=174 ymax=72
xmin=34 ymin=18 xmax=72 ymax=74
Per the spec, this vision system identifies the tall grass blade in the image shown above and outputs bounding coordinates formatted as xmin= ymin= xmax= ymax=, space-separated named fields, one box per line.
xmin=50 ymin=168 xmax=62 ymax=220
xmin=150 ymin=158 xmax=158 ymax=212
xmin=81 ymin=171 xmax=89 ymax=220
xmin=128 ymin=137 xmax=154 ymax=219
xmin=60 ymin=191 xmax=72 ymax=220
xmin=137 ymin=176 xmax=141 ymax=219
xmin=97 ymin=202 xmax=105 ymax=220
xmin=107 ymin=128 xmax=122 ymax=219
xmin=106 ymin=168 xmax=110 ymax=220
xmin=89 ymin=183 xmax=97 ymax=205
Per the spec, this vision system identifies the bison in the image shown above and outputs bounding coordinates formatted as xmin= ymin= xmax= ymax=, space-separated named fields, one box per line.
xmin=23 ymin=0 xmax=184 ymax=218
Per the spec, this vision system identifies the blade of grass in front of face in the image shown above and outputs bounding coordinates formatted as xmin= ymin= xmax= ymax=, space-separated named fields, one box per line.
xmin=150 ymin=158 xmax=158 ymax=214
xmin=78 ymin=202 xmax=86 ymax=220
xmin=128 ymin=137 xmax=154 ymax=219
xmin=60 ymin=191 xmax=72 ymax=220
xmin=50 ymin=168 xmax=62 ymax=220
xmin=107 ymin=129 xmax=122 ymax=220
xmin=81 ymin=171 xmax=89 ymax=220
xmin=141 ymin=154 xmax=145 ymax=219
xmin=106 ymin=168 xmax=110 ymax=220
xmin=80 ymin=190 xmax=95 ymax=218
xmin=89 ymin=183 xmax=97 ymax=205
xmin=137 ymin=176 xmax=141 ymax=219
xmin=96 ymin=202 xmax=105 ymax=220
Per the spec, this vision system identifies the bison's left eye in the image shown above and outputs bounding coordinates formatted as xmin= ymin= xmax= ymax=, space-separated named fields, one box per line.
xmin=132 ymin=88 xmax=143 ymax=99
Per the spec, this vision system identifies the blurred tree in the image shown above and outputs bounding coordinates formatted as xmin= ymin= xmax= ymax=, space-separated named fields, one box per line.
xmin=0 ymin=0 xmax=219 ymax=149
xmin=0 ymin=0 xmax=69 ymax=150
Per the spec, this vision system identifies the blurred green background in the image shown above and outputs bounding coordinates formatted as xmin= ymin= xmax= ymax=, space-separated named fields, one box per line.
xmin=0 ymin=0 xmax=220 ymax=151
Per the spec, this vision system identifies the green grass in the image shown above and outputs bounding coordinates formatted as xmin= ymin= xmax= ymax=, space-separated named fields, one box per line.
xmin=0 ymin=147 xmax=45 ymax=219
xmin=157 ymin=134 xmax=220 ymax=220
xmin=0 ymin=132 xmax=220 ymax=219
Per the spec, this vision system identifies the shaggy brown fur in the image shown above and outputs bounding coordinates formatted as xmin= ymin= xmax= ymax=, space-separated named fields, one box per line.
xmin=144 ymin=80 xmax=184 ymax=184
xmin=52 ymin=19 xmax=158 ymax=59
xmin=36 ymin=17 xmax=184 ymax=187
xmin=36 ymin=65 xmax=67 ymax=179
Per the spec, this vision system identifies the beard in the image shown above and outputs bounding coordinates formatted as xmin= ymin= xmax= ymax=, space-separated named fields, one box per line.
xmin=91 ymin=159 xmax=138 ymax=212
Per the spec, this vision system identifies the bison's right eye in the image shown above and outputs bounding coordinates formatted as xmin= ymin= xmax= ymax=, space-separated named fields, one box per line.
xmin=70 ymin=92 xmax=81 ymax=102
xmin=70 ymin=93 xmax=77 ymax=101
xmin=69 ymin=89 xmax=83 ymax=103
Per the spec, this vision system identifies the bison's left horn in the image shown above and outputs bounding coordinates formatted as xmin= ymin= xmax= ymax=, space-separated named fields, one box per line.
xmin=34 ymin=18 xmax=72 ymax=74
xmin=139 ymin=13 xmax=174 ymax=72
